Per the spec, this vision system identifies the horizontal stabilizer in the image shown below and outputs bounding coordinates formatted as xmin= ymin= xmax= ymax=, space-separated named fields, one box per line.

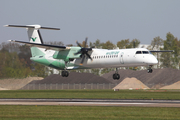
xmin=4 ymin=25 xmax=60 ymax=30
xmin=8 ymin=40 xmax=69 ymax=51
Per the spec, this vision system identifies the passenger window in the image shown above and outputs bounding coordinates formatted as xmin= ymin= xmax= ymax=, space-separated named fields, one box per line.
xmin=136 ymin=51 xmax=142 ymax=54
xmin=142 ymin=51 xmax=149 ymax=54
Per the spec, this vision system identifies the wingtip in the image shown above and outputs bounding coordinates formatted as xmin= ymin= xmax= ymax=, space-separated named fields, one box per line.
xmin=4 ymin=25 xmax=9 ymax=27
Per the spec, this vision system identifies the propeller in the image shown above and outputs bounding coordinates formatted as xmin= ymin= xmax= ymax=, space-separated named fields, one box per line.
xmin=74 ymin=37 xmax=93 ymax=65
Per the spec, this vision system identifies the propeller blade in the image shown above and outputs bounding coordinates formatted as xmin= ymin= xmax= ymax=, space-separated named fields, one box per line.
xmin=74 ymin=50 xmax=82 ymax=55
xmin=85 ymin=53 xmax=93 ymax=61
xmin=84 ymin=37 xmax=88 ymax=48
xmin=76 ymin=41 xmax=82 ymax=48
xmin=80 ymin=55 xmax=85 ymax=65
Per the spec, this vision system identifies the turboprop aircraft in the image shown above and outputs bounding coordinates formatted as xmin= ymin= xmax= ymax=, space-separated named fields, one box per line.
xmin=5 ymin=24 xmax=173 ymax=80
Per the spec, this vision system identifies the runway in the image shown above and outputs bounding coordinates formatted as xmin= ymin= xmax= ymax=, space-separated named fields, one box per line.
xmin=0 ymin=99 xmax=180 ymax=107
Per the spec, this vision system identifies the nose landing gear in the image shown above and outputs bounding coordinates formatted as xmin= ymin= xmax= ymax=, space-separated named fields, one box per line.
xmin=147 ymin=65 xmax=153 ymax=73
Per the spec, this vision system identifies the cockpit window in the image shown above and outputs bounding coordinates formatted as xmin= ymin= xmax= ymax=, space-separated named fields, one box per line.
xmin=142 ymin=51 xmax=149 ymax=54
xmin=136 ymin=51 xmax=142 ymax=54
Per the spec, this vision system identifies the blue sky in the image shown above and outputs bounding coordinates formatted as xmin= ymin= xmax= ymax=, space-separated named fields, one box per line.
xmin=1 ymin=0 xmax=180 ymax=45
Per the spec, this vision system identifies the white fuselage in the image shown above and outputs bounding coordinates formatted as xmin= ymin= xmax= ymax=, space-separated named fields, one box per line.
xmin=72 ymin=48 xmax=158 ymax=69
xmin=40 ymin=48 xmax=158 ymax=70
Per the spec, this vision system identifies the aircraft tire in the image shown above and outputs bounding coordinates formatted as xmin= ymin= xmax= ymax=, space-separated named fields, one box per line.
xmin=61 ymin=71 xmax=69 ymax=77
xmin=113 ymin=73 xmax=120 ymax=80
xmin=148 ymin=69 xmax=153 ymax=73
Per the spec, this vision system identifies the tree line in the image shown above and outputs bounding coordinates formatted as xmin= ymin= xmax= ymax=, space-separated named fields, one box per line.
xmin=0 ymin=32 xmax=179 ymax=78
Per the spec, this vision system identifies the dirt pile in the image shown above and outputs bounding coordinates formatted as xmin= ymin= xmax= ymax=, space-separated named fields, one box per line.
xmin=0 ymin=87 xmax=9 ymax=90
xmin=0 ymin=77 xmax=43 ymax=90
xmin=113 ymin=77 xmax=149 ymax=90
xmin=29 ymin=72 xmax=112 ymax=84
xmin=103 ymin=68 xmax=180 ymax=88
xmin=160 ymin=81 xmax=180 ymax=89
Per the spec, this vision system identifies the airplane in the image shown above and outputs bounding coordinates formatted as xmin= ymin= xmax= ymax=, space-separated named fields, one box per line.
xmin=5 ymin=24 xmax=173 ymax=80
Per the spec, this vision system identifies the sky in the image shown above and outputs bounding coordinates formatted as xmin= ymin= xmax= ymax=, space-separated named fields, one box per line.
xmin=1 ymin=0 xmax=180 ymax=46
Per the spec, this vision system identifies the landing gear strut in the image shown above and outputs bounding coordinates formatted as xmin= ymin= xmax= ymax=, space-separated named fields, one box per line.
xmin=61 ymin=62 xmax=69 ymax=77
xmin=61 ymin=71 xmax=69 ymax=77
xmin=147 ymin=65 xmax=153 ymax=73
xmin=113 ymin=68 xmax=120 ymax=80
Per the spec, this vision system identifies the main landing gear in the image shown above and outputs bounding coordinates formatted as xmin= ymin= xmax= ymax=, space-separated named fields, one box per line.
xmin=61 ymin=70 xmax=69 ymax=77
xmin=147 ymin=65 xmax=153 ymax=73
xmin=61 ymin=62 xmax=69 ymax=77
xmin=113 ymin=68 xmax=120 ymax=80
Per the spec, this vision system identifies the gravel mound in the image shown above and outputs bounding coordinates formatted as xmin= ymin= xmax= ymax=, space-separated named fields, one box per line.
xmin=0 ymin=87 xmax=9 ymax=90
xmin=113 ymin=77 xmax=149 ymax=90
xmin=160 ymin=81 xmax=180 ymax=89
xmin=1 ymin=68 xmax=180 ymax=90
xmin=0 ymin=77 xmax=43 ymax=90
xmin=102 ymin=68 xmax=180 ymax=88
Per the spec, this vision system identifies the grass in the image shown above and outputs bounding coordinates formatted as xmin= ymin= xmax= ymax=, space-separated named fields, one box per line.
xmin=0 ymin=105 xmax=179 ymax=120
xmin=0 ymin=90 xmax=180 ymax=119
xmin=0 ymin=89 xmax=180 ymax=100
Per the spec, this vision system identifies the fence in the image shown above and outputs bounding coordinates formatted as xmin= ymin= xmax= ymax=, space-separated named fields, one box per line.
xmin=19 ymin=83 xmax=118 ymax=90
xmin=0 ymin=83 xmax=174 ymax=90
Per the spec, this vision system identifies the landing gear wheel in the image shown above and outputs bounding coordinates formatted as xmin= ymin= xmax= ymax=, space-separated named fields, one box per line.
xmin=147 ymin=66 xmax=153 ymax=73
xmin=61 ymin=71 xmax=69 ymax=77
xmin=148 ymin=69 xmax=153 ymax=73
xmin=113 ymin=68 xmax=120 ymax=80
xmin=113 ymin=73 xmax=120 ymax=80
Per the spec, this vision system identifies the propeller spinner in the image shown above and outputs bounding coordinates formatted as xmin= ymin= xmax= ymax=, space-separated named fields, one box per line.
xmin=74 ymin=37 xmax=93 ymax=65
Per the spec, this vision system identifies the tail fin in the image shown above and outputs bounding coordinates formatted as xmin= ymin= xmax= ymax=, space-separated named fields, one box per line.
xmin=5 ymin=25 xmax=60 ymax=44
xmin=5 ymin=25 xmax=60 ymax=56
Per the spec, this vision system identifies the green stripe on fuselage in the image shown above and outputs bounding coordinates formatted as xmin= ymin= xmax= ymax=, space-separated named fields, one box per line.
xmin=30 ymin=56 xmax=66 ymax=70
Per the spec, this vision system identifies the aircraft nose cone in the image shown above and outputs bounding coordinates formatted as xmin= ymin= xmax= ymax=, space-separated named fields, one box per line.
xmin=152 ymin=58 xmax=158 ymax=64
xmin=150 ymin=56 xmax=158 ymax=65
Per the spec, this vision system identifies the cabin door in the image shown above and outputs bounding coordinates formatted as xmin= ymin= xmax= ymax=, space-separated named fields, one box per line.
xmin=120 ymin=52 xmax=124 ymax=64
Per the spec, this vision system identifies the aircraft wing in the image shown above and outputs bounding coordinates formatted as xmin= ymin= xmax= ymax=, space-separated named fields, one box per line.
xmin=9 ymin=40 xmax=70 ymax=51
xmin=150 ymin=50 xmax=174 ymax=52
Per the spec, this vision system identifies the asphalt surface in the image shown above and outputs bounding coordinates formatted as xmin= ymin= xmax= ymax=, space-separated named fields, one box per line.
xmin=0 ymin=99 xmax=180 ymax=107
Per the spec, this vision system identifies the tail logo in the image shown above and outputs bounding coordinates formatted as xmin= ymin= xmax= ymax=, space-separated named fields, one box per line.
xmin=31 ymin=37 xmax=37 ymax=42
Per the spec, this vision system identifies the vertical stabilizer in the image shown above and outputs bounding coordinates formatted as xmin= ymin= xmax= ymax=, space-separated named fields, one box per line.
xmin=5 ymin=24 xmax=60 ymax=57
xmin=27 ymin=25 xmax=44 ymax=44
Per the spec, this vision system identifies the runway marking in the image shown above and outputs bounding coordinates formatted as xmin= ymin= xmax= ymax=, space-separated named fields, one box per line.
xmin=0 ymin=99 xmax=179 ymax=107
xmin=61 ymin=102 xmax=153 ymax=105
